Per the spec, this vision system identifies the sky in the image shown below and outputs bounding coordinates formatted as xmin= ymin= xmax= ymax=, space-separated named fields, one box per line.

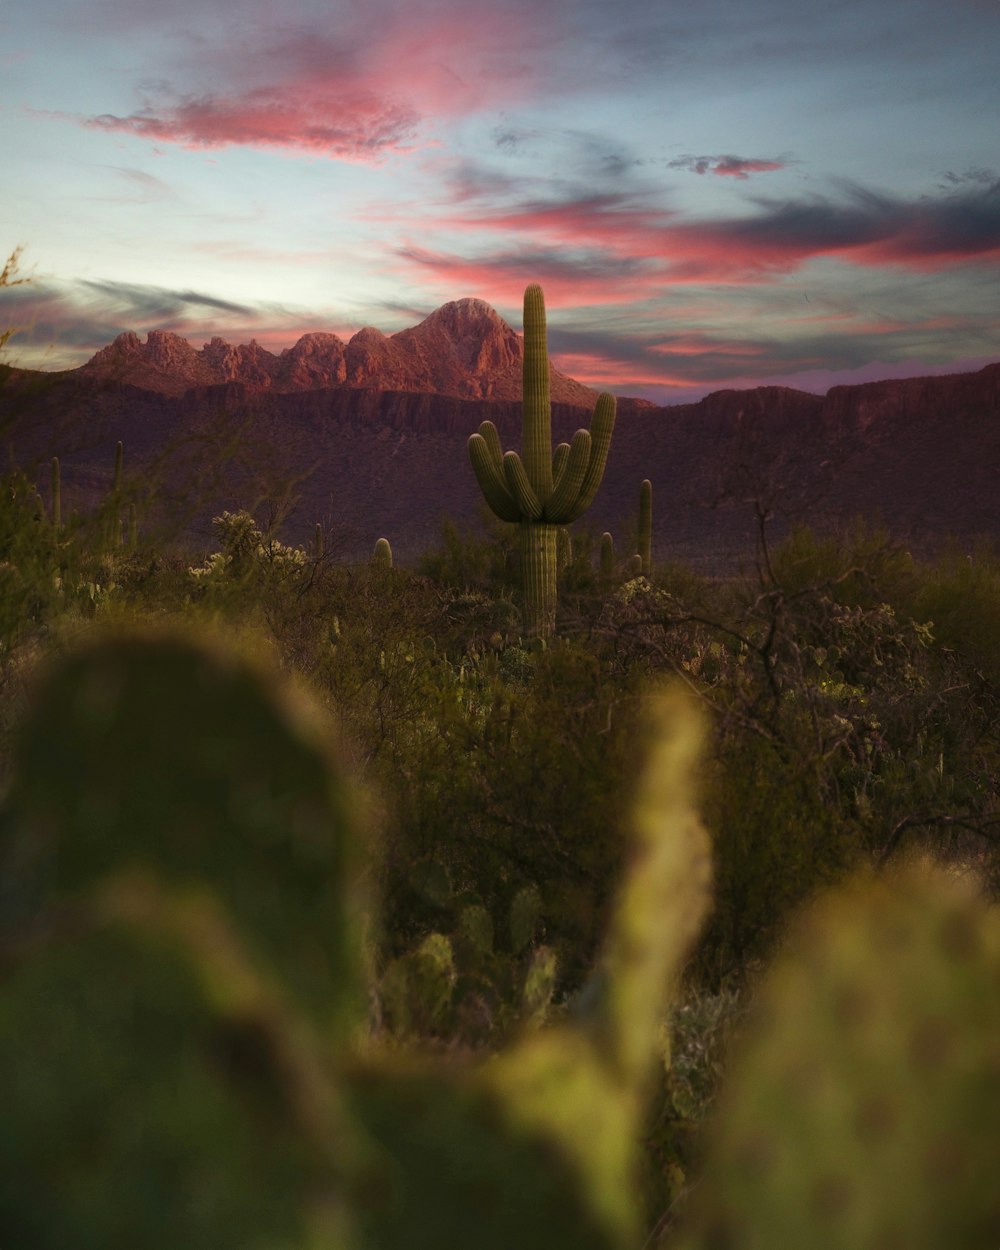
xmin=2 ymin=0 xmax=999 ymax=404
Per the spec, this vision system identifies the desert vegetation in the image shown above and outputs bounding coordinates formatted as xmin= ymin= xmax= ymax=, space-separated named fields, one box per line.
xmin=2 ymin=268 xmax=999 ymax=1246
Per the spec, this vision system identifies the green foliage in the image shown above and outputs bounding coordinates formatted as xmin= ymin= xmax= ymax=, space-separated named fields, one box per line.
xmin=911 ymin=544 xmax=1000 ymax=684
xmin=1 ymin=620 xmax=713 ymax=1250
xmin=1 ymin=445 xmax=999 ymax=1250
xmin=468 ymin=284 xmax=617 ymax=636
xmin=376 ymin=875 xmax=558 ymax=1048
xmin=416 ymin=510 xmax=519 ymax=595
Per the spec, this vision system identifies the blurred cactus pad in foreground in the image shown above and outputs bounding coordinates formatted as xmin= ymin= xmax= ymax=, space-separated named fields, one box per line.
xmin=2 ymin=625 xmax=999 ymax=1248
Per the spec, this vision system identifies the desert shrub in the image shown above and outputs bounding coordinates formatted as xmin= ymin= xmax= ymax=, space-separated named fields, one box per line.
xmin=417 ymin=509 xmax=518 ymax=595
xmin=910 ymin=544 xmax=1000 ymax=685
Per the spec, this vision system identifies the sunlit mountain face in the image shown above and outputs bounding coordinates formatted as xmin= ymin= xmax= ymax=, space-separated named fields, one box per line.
xmin=3 ymin=0 xmax=1000 ymax=401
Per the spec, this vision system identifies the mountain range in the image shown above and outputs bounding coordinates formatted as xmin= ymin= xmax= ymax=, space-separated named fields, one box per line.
xmin=77 ymin=298 xmax=603 ymax=408
xmin=3 ymin=298 xmax=999 ymax=572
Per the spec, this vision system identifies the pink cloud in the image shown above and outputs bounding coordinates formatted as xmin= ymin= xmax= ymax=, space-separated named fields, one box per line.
xmin=550 ymin=351 xmax=703 ymax=392
xmin=392 ymin=243 xmax=669 ymax=307
xmin=88 ymin=90 xmax=419 ymax=162
xmin=669 ymin=154 xmax=789 ymax=179
xmin=83 ymin=3 xmax=556 ymax=161
xmin=712 ymin=157 xmax=787 ymax=179
xmin=411 ymin=179 xmax=1000 ymax=299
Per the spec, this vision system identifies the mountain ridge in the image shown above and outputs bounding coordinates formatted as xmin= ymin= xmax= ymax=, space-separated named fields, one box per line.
xmin=4 ymin=355 xmax=998 ymax=571
xmin=76 ymin=297 xmax=602 ymax=406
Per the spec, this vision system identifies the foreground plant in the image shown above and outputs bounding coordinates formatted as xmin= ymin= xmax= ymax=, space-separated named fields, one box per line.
xmin=468 ymin=284 xmax=616 ymax=637
xmin=1 ymin=621 xmax=998 ymax=1249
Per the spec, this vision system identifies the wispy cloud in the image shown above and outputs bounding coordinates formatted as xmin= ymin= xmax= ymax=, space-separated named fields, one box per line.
xmin=400 ymin=177 xmax=1000 ymax=299
xmin=0 ymin=276 xmax=318 ymax=368
xmin=668 ymin=154 xmax=789 ymax=179
xmin=80 ymin=1 xmax=562 ymax=161
xmin=88 ymin=92 xmax=420 ymax=162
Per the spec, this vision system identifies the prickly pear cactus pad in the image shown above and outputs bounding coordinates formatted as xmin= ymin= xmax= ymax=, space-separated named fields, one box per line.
xmin=678 ymin=865 xmax=1000 ymax=1250
xmin=347 ymin=1054 xmax=622 ymax=1250
xmin=0 ymin=625 xmax=376 ymax=1248
xmin=0 ymin=905 xmax=349 ymax=1250
xmin=5 ymin=624 xmax=370 ymax=1038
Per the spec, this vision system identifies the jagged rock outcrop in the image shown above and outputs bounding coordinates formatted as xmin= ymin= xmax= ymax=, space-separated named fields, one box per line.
xmin=74 ymin=297 xmax=599 ymax=404
xmin=273 ymin=333 xmax=347 ymax=389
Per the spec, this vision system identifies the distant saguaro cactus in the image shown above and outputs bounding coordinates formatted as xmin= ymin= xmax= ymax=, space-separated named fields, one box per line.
xmin=638 ymin=479 xmax=652 ymax=578
xmin=50 ymin=457 xmax=61 ymax=531
xmin=372 ymin=536 xmax=393 ymax=569
xmin=468 ymin=284 xmax=616 ymax=637
xmin=600 ymin=531 xmax=615 ymax=581
xmin=107 ymin=440 xmax=124 ymax=550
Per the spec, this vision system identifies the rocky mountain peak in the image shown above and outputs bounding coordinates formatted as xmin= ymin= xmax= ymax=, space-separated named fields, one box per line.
xmin=73 ymin=298 xmax=598 ymax=404
xmin=143 ymin=330 xmax=200 ymax=370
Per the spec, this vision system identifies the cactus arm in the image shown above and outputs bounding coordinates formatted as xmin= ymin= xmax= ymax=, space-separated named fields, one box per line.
xmin=522 ymin=284 xmax=553 ymax=505
xmin=550 ymin=442 xmax=570 ymax=490
xmin=546 ymin=429 xmax=593 ymax=522
xmin=503 ymin=451 xmax=543 ymax=521
xmin=565 ymin=393 xmax=616 ymax=522
xmin=468 ymin=434 xmax=521 ymax=522
xmin=477 ymin=419 xmax=506 ymax=466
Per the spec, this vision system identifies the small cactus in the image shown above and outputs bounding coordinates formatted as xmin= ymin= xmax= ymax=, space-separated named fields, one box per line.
xmin=638 ymin=479 xmax=652 ymax=578
xmin=50 ymin=456 xmax=61 ymax=531
xmin=350 ymin=690 xmax=710 ymax=1250
xmin=314 ymin=522 xmax=324 ymax=560
xmin=600 ymin=531 xmax=615 ymax=581
xmin=372 ymin=536 xmax=393 ymax=569
xmin=105 ymin=439 xmax=124 ymax=550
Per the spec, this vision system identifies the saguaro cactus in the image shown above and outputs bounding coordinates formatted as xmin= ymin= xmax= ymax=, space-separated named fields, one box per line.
xmin=372 ymin=536 xmax=393 ymax=569
xmin=468 ymin=285 xmax=616 ymax=637
xmin=599 ymin=532 xmax=616 ymax=586
xmin=50 ymin=456 xmax=61 ymax=531
xmin=638 ymin=479 xmax=652 ymax=578
xmin=106 ymin=439 xmax=124 ymax=550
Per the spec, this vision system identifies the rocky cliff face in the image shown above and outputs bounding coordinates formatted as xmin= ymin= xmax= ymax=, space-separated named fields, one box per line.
xmin=75 ymin=298 xmax=599 ymax=405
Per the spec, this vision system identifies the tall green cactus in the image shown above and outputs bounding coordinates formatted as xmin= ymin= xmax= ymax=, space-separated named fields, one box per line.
xmin=106 ymin=438 xmax=124 ymax=550
xmin=600 ymin=531 xmax=615 ymax=582
xmin=469 ymin=284 xmax=616 ymax=637
xmin=638 ymin=479 xmax=652 ymax=578
xmin=50 ymin=456 xmax=61 ymax=532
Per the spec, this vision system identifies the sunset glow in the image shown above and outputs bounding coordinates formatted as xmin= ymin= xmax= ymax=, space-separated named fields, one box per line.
xmin=3 ymin=0 xmax=999 ymax=403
